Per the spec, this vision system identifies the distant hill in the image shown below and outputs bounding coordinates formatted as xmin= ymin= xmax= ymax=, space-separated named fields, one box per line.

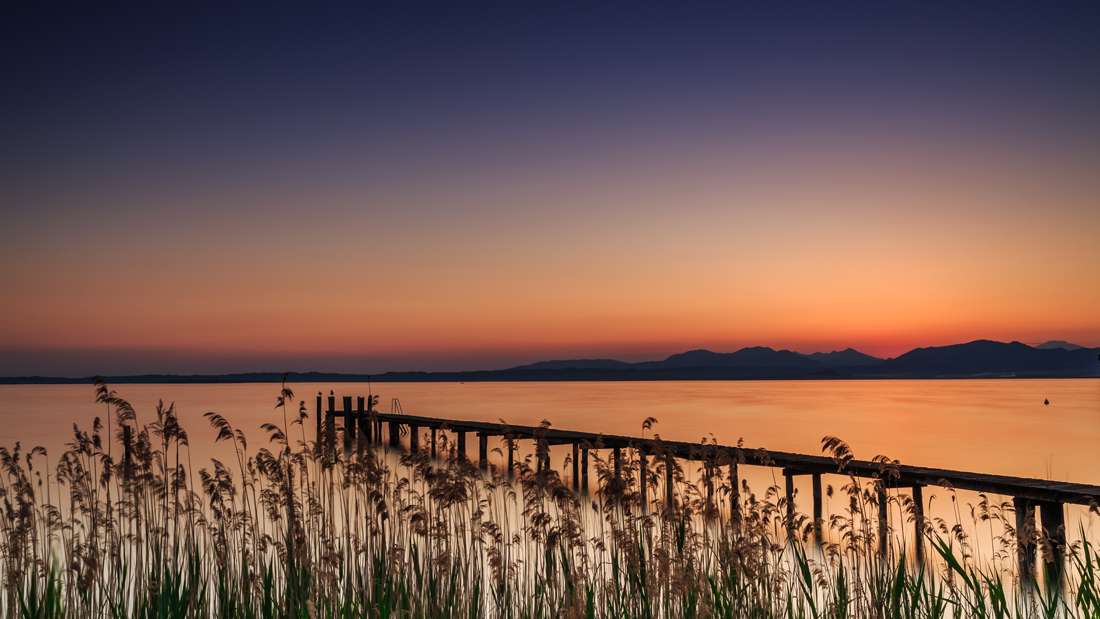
xmin=2 ymin=340 xmax=1096 ymax=384
xmin=1034 ymin=340 xmax=1084 ymax=351
xmin=798 ymin=348 xmax=883 ymax=366
xmin=636 ymin=347 xmax=826 ymax=369
xmin=509 ymin=359 xmax=634 ymax=371
xmin=876 ymin=339 xmax=1099 ymax=377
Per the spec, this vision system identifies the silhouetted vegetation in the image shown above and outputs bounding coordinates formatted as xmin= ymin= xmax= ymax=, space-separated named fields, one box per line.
xmin=0 ymin=378 xmax=1097 ymax=617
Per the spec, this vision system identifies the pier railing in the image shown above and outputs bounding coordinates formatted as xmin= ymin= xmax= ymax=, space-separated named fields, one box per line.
xmin=315 ymin=392 xmax=1098 ymax=586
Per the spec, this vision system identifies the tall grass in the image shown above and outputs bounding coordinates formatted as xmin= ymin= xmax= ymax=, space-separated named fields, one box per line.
xmin=0 ymin=378 xmax=1097 ymax=618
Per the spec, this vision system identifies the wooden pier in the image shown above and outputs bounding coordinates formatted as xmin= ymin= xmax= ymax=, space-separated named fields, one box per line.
xmin=316 ymin=393 xmax=1098 ymax=586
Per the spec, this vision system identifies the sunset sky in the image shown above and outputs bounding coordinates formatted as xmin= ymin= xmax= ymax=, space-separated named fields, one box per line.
xmin=2 ymin=4 xmax=1098 ymax=376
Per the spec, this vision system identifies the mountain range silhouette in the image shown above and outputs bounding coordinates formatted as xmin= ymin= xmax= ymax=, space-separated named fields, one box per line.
xmin=2 ymin=340 xmax=1096 ymax=384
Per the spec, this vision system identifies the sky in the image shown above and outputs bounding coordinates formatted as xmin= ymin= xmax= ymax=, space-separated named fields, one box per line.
xmin=1 ymin=3 xmax=1099 ymax=376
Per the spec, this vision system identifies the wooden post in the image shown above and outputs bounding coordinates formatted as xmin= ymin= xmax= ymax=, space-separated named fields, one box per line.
xmin=478 ymin=434 xmax=488 ymax=473
xmin=1038 ymin=500 xmax=1066 ymax=588
xmin=812 ymin=473 xmax=823 ymax=545
xmin=639 ymin=450 xmax=648 ymax=514
xmin=410 ymin=424 xmax=419 ymax=454
xmin=389 ymin=421 xmax=400 ymax=448
xmin=572 ymin=443 xmax=580 ymax=491
xmin=706 ymin=462 xmax=714 ymax=505
xmin=123 ymin=425 xmax=133 ymax=485
xmin=665 ymin=453 xmax=675 ymax=510
xmin=326 ymin=395 xmax=336 ymax=454
xmin=536 ymin=438 xmax=545 ymax=473
xmin=316 ymin=393 xmax=323 ymax=445
xmin=431 ymin=427 xmax=437 ymax=459
xmin=729 ymin=463 xmax=741 ymax=529
xmin=357 ymin=397 xmax=368 ymax=448
xmin=785 ymin=472 xmax=795 ymax=530
xmin=507 ymin=438 xmax=514 ymax=479
xmin=457 ymin=431 xmax=466 ymax=461
xmin=614 ymin=447 xmax=622 ymax=480
xmin=1014 ymin=497 xmax=1036 ymax=586
xmin=342 ymin=396 xmax=354 ymax=452
xmin=878 ymin=485 xmax=888 ymax=557
xmin=581 ymin=448 xmax=589 ymax=492
xmin=912 ymin=485 xmax=925 ymax=564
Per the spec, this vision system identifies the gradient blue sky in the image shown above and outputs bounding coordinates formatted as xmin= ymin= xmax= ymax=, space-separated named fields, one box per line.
xmin=2 ymin=3 xmax=1099 ymax=376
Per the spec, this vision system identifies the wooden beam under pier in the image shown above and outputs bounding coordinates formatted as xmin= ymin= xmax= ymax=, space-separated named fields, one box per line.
xmin=1015 ymin=497 xmax=1036 ymax=586
xmin=729 ymin=463 xmax=740 ymax=529
xmin=812 ymin=474 xmax=823 ymax=545
xmin=1038 ymin=500 xmax=1066 ymax=587
xmin=357 ymin=397 xmax=369 ymax=448
xmin=572 ymin=443 xmax=580 ymax=491
xmin=325 ymin=395 xmax=336 ymax=453
xmin=878 ymin=485 xmax=888 ymax=557
xmin=507 ymin=438 xmax=514 ymax=479
xmin=343 ymin=397 xmax=354 ymax=452
xmin=581 ymin=447 xmax=589 ymax=492
xmin=911 ymin=485 xmax=925 ymax=564
xmin=478 ymin=433 xmax=488 ymax=473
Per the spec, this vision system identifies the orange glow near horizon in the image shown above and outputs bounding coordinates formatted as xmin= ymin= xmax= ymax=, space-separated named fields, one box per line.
xmin=3 ymin=147 xmax=1098 ymax=373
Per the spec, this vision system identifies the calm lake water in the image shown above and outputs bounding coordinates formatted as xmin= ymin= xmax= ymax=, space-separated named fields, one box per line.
xmin=1 ymin=379 xmax=1097 ymax=484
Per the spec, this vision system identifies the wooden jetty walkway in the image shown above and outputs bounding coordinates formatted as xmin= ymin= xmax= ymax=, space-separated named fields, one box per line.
xmin=316 ymin=393 xmax=1099 ymax=585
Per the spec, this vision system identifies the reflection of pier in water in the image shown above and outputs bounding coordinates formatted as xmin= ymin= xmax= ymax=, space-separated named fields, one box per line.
xmin=315 ymin=392 xmax=1099 ymax=587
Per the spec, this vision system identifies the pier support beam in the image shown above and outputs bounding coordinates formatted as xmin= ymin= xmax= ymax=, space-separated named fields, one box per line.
xmin=572 ymin=443 xmax=580 ymax=491
xmin=878 ymin=485 xmax=888 ymax=557
xmin=665 ymin=453 xmax=675 ymax=510
xmin=479 ymin=433 xmax=488 ymax=473
xmin=1015 ymin=497 xmax=1036 ymax=586
xmin=639 ymin=450 xmax=648 ymax=514
xmin=912 ymin=485 xmax=925 ymax=564
xmin=1038 ymin=500 xmax=1066 ymax=588
xmin=507 ymin=438 xmax=514 ymax=479
xmin=614 ymin=447 xmax=622 ymax=480
xmin=729 ymin=464 xmax=741 ymax=529
xmin=410 ymin=424 xmax=419 ymax=454
xmin=430 ymin=427 xmax=437 ymax=459
xmin=123 ymin=425 xmax=133 ymax=485
xmin=357 ymin=397 xmax=369 ymax=450
xmin=812 ymin=473 xmax=823 ymax=545
xmin=343 ymin=397 xmax=354 ymax=453
xmin=785 ymin=472 xmax=795 ymax=530
xmin=326 ymin=395 xmax=336 ymax=454
xmin=316 ymin=394 xmax=323 ymax=446
xmin=581 ymin=448 xmax=589 ymax=493
xmin=389 ymin=421 xmax=400 ymax=448
xmin=457 ymin=431 xmax=466 ymax=461
xmin=706 ymin=462 xmax=714 ymax=505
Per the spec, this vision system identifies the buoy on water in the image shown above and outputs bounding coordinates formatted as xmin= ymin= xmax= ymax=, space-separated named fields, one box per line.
xmin=1044 ymin=398 xmax=1049 ymax=405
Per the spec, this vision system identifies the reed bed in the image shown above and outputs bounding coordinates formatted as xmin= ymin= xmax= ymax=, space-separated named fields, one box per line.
xmin=1 ymin=378 xmax=1097 ymax=618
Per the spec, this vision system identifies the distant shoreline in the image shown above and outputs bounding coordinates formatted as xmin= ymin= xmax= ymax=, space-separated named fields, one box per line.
xmin=2 ymin=370 xmax=1098 ymax=386
xmin=3 ymin=339 xmax=1097 ymax=384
